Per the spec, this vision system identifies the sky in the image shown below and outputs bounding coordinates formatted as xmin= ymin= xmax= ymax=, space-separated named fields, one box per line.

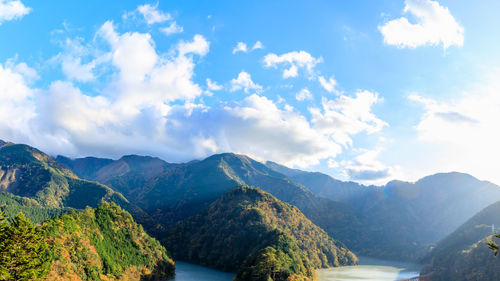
xmin=1 ymin=0 xmax=500 ymax=185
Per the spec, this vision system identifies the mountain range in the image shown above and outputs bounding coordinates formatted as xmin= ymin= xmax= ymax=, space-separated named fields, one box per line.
xmin=59 ymin=150 xmax=500 ymax=261
xmin=3 ymin=139 xmax=500 ymax=280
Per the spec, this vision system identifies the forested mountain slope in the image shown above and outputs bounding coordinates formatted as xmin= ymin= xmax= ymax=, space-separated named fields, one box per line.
xmin=421 ymin=201 xmax=500 ymax=281
xmin=164 ymin=186 xmax=357 ymax=281
xmin=0 ymin=202 xmax=175 ymax=281
xmin=0 ymin=142 xmax=160 ymax=235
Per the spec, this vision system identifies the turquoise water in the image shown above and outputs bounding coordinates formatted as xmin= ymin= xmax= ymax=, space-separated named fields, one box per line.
xmin=173 ymin=256 xmax=422 ymax=281
xmin=318 ymin=256 xmax=423 ymax=281
xmin=173 ymin=261 xmax=234 ymax=281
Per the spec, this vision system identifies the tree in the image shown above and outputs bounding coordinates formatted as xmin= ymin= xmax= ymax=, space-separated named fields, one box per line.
xmin=0 ymin=210 xmax=10 ymax=280
xmin=487 ymin=234 xmax=500 ymax=256
xmin=0 ymin=212 xmax=51 ymax=281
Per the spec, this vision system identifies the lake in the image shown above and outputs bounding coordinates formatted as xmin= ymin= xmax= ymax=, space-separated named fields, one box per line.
xmin=173 ymin=256 xmax=423 ymax=281
xmin=318 ymin=256 xmax=423 ymax=281
xmin=173 ymin=261 xmax=234 ymax=281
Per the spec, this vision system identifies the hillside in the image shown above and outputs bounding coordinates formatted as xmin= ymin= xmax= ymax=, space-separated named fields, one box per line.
xmin=0 ymin=202 xmax=175 ymax=280
xmin=421 ymin=201 xmax=500 ymax=280
xmin=0 ymin=142 xmax=161 ymax=235
xmin=266 ymin=161 xmax=500 ymax=260
xmin=56 ymin=154 xmax=177 ymax=200
xmin=59 ymin=153 xmax=364 ymax=247
xmin=164 ymin=186 xmax=357 ymax=281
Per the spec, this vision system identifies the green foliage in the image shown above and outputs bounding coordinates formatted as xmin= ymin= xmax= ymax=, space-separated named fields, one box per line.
xmin=0 ymin=193 xmax=72 ymax=224
xmin=0 ymin=212 xmax=51 ymax=281
xmin=165 ymin=186 xmax=357 ymax=281
xmin=42 ymin=202 xmax=175 ymax=280
xmin=422 ymin=201 xmax=500 ymax=280
xmin=487 ymin=234 xmax=500 ymax=255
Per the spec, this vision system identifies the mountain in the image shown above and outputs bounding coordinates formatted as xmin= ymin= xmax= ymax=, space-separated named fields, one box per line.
xmin=56 ymin=154 xmax=178 ymax=201
xmin=58 ymin=152 xmax=364 ymax=246
xmin=265 ymin=161 xmax=376 ymax=207
xmin=164 ymin=186 xmax=357 ymax=281
xmin=0 ymin=202 xmax=175 ymax=281
xmin=266 ymin=161 xmax=500 ymax=260
xmin=0 ymin=142 xmax=161 ymax=234
xmin=421 ymin=201 xmax=500 ymax=280
xmin=0 ymin=192 xmax=73 ymax=224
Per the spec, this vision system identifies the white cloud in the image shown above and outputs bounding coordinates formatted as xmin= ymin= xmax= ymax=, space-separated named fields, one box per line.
xmin=0 ymin=17 xmax=390 ymax=177
xmin=252 ymin=41 xmax=263 ymax=50
xmin=137 ymin=3 xmax=171 ymax=25
xmin=0 ymin=0 xmax=31 ymax=25
xmin=206 ymin=78 xmax=222 ymax=91
xmin=230 ymin=71 xmax=263 ymax=93
xmin=263 ymin=50 xmax=322 ymax=78
xmin=0 ymin=61 xmax=34 ymax=143
xmin=327 ymin=158 xmax=339 ymax=168
xmin=379 ymin=0 xmax=464 ymax=49
xmin=5 ymin=58 xmax=38 ymax=82
xmin=160 ymin=21 xmax=183 ymax=35
xmin=407 ymin=70 xmax=500 ymax=183
xmin=295 ymin=88 xmax=312 ymax=101
xmin=318 ymin=76 xmax=338 ymax=94
xmin=232 ymin=41 xmax=263 ymax=54
xmin=232 ymin=42 xmax=247 ymax=54
xmin=343 ymin=148 xmax=396 ymax=184
xmin=177 ymin=34 xmax=210 ymax=57
xmin=51 ymin=37 xmax=111 ymax=82
xmin=309 ymin=90 xmax=387 ymax=147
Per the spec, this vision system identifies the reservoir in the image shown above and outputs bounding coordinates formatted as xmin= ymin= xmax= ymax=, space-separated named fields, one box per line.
xmin=173 ymin=261 xmax=233 ymax=281
xmin=173 ymin=256 xmax=423 ymax=281
xmin=318 ymin=256 xmax=423 ymax=281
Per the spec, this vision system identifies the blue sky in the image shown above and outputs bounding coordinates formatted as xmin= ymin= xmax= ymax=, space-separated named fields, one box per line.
xmin=1 ymin=0 xmax=500 ymax=185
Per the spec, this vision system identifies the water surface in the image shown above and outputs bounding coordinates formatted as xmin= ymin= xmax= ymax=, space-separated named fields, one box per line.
xmin=318 ymin=256 xmax=422 ymax=281
xmin=173 ymin=261 xmax=234 ymax=281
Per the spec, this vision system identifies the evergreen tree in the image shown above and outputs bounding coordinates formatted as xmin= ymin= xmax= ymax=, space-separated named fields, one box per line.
xmin=1 ymin=212 xmax=51 ymax=281
xmin=0 ymin=210 xmax=9 ymax=280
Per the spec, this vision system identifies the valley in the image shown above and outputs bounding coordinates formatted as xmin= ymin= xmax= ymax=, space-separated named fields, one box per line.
xmin=1 ymin=140 xmax=500 ymax=280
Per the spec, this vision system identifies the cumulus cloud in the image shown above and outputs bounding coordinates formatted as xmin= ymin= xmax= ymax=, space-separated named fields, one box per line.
xmin=177 ymin=34 xmax=210 ymax=57
xmin=206 ymin=78 xmax=222 ymax=91
xmin=379 ymin=0 xmax=464 ymax=49
xmin=137 ymin=3 xmax=171 ymax=25
xmin=0 ymin=0 xmax=31 ymax=25
xmin=232 ymin=42 xmax=247 ymax=54
xmin=230 ymin=71 xmax=263 ymax=93
xmin=252 ymin=41 xmax=263 ymax=50
xmin=309 ymin=90 xmax=387 ymax=146
xmin=160 ymin=21 xmax=183 ymax=35
xmin=51 ymin=37 xmax=111 ymax=82
xmin=318 ymin=76 xmax=338 ymax=94
xmin=0 ymin=61 xmax=35 ymax=142
xmin=232 ymin=41 xmax=263 ymax=54
xmin=295 ymin=88 xmax=312 ymax=101
xmin=263 ymin=51 xmax=322 ymax=78
xmin=0 ymin=16 xmax=389 ymax=174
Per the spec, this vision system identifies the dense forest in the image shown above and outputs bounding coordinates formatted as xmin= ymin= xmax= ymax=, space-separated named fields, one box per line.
xmin=164 ymin=186 xmax=357 ymax=281
xmin=0 ymin=202 xmax=174 ymax=281
xmin=421 ymin=201 xmax=500 ymax=280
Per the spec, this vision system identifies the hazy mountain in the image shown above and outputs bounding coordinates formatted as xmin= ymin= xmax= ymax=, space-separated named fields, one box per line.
xmin=266 ymin=161 xmax=500 ymax=260
xmin=421 ymin=201 xmax=500 ymax=280
xmin=265 ymin=161 xmax=378 ymax=209
xmin=164 ymin=186 xmax=357 ymax=280
xmin=41 ymin=202 xmax=174 ymax=280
